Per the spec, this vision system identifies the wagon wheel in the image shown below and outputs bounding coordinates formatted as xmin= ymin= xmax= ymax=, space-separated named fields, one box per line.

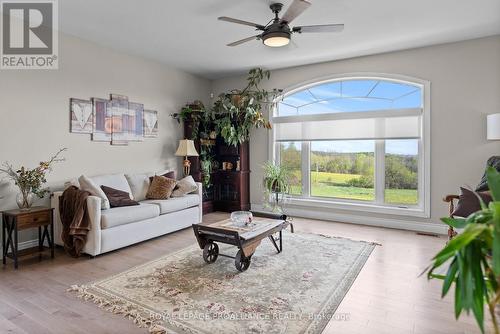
xmin=203 ymin=242 xmax=219 ymax=263
xmin=235 ymin=250 xmax=251 ymax=272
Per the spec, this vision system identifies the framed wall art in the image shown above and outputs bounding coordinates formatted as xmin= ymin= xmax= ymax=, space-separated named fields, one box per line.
xmin=70 ymin=98 xmax=93 ymax=134
xmin=70 ymin=93 xmax=159 ymax=145
xmin=128 ymin=102 xmax=145 ymax=141
xmin=92 ymin=98 xmax=112 ymax=142
xmin=143 ymin=109 xmax=158 ymax=138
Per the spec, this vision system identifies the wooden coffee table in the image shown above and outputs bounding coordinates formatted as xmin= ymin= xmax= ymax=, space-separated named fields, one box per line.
xmin=192 ymin=214 xmax=293 ymax=271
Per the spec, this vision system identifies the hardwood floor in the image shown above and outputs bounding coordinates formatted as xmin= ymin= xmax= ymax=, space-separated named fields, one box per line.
xmin=0 ymin=212 xmax=488 ymax=334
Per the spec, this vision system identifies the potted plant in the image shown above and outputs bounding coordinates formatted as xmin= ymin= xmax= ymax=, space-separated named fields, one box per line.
xmin=171 ymin=100 xmax=208 ymax=140
xmin=426 ymin=166 xmax=500 ymax=333
xmin=262 ymin=162 xmax=290 ymax=213
xmin=0 ymin=148 xmax=66 ymax=210
xmin=213 ymin=68 xmax=281 ymax=147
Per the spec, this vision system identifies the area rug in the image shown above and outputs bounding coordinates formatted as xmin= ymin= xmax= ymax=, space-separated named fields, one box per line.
xmin=69 ymin=231 xmax=376 ymax=334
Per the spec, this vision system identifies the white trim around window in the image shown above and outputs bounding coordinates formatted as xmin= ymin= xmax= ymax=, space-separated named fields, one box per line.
xmin=268 ymin=72 xmax=431 ymax=218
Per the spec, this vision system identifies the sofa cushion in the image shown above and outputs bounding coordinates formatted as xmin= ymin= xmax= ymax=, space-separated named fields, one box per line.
xmin=64 ymin=178 xmax=80 ymax=189
xmin=149 ymin=171 xmax=176 ymax=183
xmin=171 ymin=176 xmax=198 ymax=197
xmin=101 ymin=203 xmax=160 ymax=229
xmin=146 ymin=175 xmax=177 ymax=200
xmin=142 ymin=194 xmax=200 ymax=215
xmin=89 ymin=173 xmax=134 ymax=200
xmin=101 ymin=185 xmax=139 ymax=208
xmin=452 ymin=187 xmax=492 ymax=218
xmin=125 ymin=173 xmax=150 ymax=202
xmin=79 ymin=175 xmax=110 ymax=210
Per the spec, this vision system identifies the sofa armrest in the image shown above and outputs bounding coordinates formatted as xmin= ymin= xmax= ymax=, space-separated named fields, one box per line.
xmin=196 ymin=182 xmax=203 ymax=223
xmin=51 ymin=191 xmax=102 ymax=256
xmin=84 ymin=195 xmax=102 ymax=256
xmin=51 ymin=191 xmax=64 ymax=246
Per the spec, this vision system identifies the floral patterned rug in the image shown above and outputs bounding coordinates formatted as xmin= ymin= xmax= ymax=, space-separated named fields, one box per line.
xmin=70 ymin=231 xmax=376 ymax=334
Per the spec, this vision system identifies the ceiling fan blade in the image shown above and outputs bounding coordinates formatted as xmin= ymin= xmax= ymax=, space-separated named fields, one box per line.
xmin=227 ymin=35 xmax=261 ymax=47
xmin=293 ymin=24 xmax=344 ymax=33
xmin=218 ymin=16 xmax=265 ymax=30
xmin=281 ymin=0 xmax=312 ymax=24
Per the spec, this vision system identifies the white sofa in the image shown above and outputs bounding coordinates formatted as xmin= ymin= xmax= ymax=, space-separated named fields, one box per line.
xmin=51 ymin=172 xmax=202 ymax=256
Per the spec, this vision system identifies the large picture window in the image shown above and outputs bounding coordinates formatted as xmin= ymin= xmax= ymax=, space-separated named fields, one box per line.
xmin=272 ymin=76 xmax=429 ymax=217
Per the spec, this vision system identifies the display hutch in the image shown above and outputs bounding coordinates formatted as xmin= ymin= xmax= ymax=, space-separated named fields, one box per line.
xmin=183 ymin=117 xmax=250 ymax=214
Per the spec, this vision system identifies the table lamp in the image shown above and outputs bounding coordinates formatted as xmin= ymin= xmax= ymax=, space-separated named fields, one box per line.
xmin=175 ymin=139 xmax=199 ymax=176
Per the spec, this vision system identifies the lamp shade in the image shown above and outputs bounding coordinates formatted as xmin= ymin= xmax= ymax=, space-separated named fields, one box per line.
xmin=175 ymin=139 xmax=199 ymax=157
xmin=487 ymin=114 xmax=500 ymax=140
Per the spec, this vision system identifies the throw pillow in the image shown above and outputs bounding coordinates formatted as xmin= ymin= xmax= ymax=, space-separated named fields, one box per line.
xmin=125 ymin=173 xmax=150 ymax=202
xmin=149 ymin=171 xmax=176 ymax=183
xmin=78 ymin=175 xmax=110 ymax=210
xmin=101 ymin=185 xmax=139 ymax=208
xmin=452 ymin=187 xmax=492 ymax=218
xmin=172 ymin=175 xmax=198 ymax=197
xmin=64 ymin=178 xmax=80 ymax=189
xmin=146 ymin=175 xmax=177 ymax=200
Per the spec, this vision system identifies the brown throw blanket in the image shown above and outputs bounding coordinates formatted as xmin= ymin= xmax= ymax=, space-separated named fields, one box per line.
xmin=59 ymin=186 xmax=91 ymax=257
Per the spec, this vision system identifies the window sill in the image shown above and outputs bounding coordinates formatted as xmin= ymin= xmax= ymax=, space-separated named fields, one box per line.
xmin=285 ymin=196 xmax=430 ymax=218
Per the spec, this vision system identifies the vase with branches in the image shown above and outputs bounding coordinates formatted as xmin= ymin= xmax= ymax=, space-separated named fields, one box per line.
xmin=426 ymin=166 xmax=500 ymax=333
xmin=0 ymin=148 xmax=67 ymax=210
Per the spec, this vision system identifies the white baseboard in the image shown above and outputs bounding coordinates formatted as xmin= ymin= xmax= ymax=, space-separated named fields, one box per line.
xmin=251 ymin=204 xmax=447 ymax=235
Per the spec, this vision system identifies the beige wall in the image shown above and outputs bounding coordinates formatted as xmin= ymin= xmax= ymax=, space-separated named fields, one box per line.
xmin=211 ymin=36 xmax=500 ymax=230
xmin=0 ymin=33 xmax=211 ymax=243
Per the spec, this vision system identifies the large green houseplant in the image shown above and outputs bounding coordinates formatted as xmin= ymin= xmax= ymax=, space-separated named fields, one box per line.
xmin=213 ymin=68 xmax=280 ymax=147
xmin=427 ymin=166 xmax=500 ymax=333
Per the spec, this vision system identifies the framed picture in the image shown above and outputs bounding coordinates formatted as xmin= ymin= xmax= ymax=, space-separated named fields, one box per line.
xmin=128 ymin=102 xmax=144 ymax=141
xmin=92 ymin=98 xmax=112 ymax=142
xmin=143 ymin=109 xmax=158 ymax=138
xmin=70 ymin=93 xmax=159 ymax=144
xmin=70 ymin=98 xmax=93 ymax=134
xmin=110 ymin=94 xmax=129 ymax=146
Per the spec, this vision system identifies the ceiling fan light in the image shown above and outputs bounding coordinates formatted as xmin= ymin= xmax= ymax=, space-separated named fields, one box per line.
xmin=262 ymin=32 xmax=290 ymax=47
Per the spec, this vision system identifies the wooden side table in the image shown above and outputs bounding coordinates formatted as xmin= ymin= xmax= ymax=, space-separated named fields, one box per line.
xmin=1 ymin=206 xmax=54 ymax=269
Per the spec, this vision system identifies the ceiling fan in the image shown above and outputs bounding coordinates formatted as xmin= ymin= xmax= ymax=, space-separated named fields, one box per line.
xmin=218 ymin=0 xmax=344 ymax=48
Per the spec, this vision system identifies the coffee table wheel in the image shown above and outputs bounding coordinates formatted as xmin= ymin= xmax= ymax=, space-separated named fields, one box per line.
xmin=235 ymin=250 xmax=251 ymax=272
xmin=203 ymin=242 xmax=219 ymax=263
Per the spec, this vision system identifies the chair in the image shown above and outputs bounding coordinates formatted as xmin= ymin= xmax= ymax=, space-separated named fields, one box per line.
xmin=443 ymin=194 xmax=460 ymax=240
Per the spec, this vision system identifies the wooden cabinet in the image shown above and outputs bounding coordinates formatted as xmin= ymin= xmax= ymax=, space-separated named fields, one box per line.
xmin=213 ymin=141 xmax=250 ymax=212
xmin=183 ymin=117 xmax=250 ymax=214
xmin=213 ymin=170 xmax=250 ymax=212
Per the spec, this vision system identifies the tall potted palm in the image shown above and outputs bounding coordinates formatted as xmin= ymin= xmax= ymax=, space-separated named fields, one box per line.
xmin=426 ymin=166 xmax=500 ymax=333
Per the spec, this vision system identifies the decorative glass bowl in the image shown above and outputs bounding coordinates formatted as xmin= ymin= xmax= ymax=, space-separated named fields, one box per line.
xmin=230 ymin=211 xmax=253 ymax=227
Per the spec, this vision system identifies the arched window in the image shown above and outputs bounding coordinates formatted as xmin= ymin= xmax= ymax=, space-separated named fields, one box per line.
xmin=272 ymin=75 xmax=429 ymax=217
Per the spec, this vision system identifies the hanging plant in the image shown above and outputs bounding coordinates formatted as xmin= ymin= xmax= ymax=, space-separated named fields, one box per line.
xmin=213 ymin=68 xmax=281 ymax=146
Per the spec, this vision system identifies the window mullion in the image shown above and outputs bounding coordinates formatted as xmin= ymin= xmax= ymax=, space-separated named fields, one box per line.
xmin=302 ymin=141 xmax=310 ymax=197
xmin=375 ymin=140 xmax=385 ymax=204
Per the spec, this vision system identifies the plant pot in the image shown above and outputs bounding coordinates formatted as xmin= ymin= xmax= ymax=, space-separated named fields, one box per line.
xmin=271 ymin=180 xmax=283 ymax=193
xmin=16 ymin=190 xmax=34 ymax=210
xmin=230 ymin=94 xmax=245 ymax=108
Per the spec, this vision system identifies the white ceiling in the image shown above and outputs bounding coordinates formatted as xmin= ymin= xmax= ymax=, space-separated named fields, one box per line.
xmin=59 ymin=0 xmax=500 ymax=79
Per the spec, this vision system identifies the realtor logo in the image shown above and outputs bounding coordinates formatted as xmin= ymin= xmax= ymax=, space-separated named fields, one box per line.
xmin=1 ymin=0 xmax=58 ymax=69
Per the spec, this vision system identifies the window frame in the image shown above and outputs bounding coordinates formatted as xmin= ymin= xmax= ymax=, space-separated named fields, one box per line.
xmin=269 ymin=73 xmax=431 ymax=218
